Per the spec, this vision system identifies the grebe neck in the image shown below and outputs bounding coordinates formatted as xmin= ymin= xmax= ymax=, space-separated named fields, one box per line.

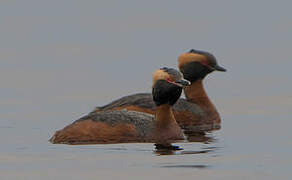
xmin=184 ymin=80 xmax=220 ymax=121
xmin=154 ymin=104 xmax=183 ymax=145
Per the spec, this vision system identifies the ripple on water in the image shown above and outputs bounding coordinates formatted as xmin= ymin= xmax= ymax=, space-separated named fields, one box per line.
xmin=161 ymin=164 xmax=210 ymax=169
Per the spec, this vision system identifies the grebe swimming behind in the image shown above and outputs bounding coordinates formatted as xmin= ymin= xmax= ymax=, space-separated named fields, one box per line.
xmin=50 ymin=67 xmax=190 ymax=146
xmin=85 ymin=49 xmax=226 ymax=132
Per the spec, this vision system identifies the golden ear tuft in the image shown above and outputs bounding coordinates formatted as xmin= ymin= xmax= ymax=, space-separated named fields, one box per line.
xmin=152 ymin=69 xmax=170 ymax=86
xmin=178 ymin=52 xmax=207 ymax=70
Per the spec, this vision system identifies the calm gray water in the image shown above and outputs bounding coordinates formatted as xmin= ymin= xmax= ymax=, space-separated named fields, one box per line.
xmin=1 ymin=1 xmax=291 ymax=179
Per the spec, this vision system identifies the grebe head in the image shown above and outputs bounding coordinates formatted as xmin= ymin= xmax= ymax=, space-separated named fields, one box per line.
xmin=152 ymin=67 xmax=190 ymax=106
xmin=152 ymin=67 xmax=190 ymax=88
xmin=178 ymin=49 xmax=226 ymax=82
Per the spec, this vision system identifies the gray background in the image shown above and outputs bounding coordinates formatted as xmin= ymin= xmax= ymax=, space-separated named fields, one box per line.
xmin=1 ymin=1 xmax=291 ymax=179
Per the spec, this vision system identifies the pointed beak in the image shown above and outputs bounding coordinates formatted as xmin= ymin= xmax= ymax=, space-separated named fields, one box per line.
xmin=175 ymin=79 xmax=191 ymax=87
xmin=213 ymin=64 xmax=227 ymax=72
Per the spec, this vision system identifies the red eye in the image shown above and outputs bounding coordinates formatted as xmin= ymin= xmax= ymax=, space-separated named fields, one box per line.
xmin=166 ymin=77 xmax=173 ymax=83
xmin=201 ymin=61 xmax=208 ymax=66
xmin=201 ymin=61 xmax=214 ymax=69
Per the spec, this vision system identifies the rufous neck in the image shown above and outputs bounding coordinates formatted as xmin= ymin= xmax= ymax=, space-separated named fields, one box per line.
xmin=154 ymin=104 xmax=183 ymax=145
xmin=184 ymin=80 xmax=219 ymax=117
xmin=155 ymin=104 xmax=176 ymax=128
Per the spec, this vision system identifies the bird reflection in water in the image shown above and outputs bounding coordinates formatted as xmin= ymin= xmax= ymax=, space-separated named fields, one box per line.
xmin=154 ymin=131 xmax=218 ymax=156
